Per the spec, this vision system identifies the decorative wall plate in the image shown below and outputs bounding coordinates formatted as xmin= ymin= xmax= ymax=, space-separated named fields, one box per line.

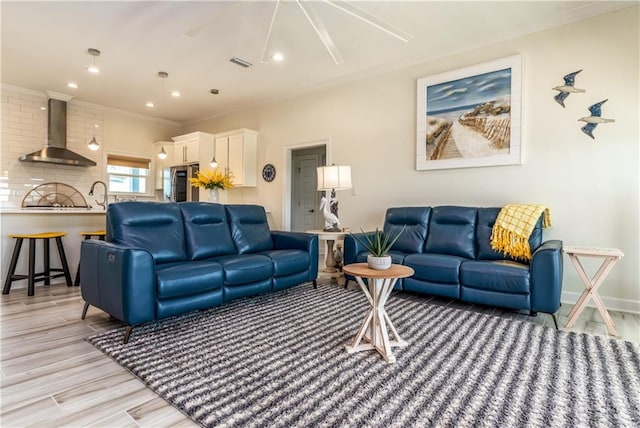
xmin=262 ymin=163 xmax=276 ymax=182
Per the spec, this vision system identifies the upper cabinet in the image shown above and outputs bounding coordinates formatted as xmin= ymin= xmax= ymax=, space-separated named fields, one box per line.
xmin=215 ymin=129 xmax=258 ymax=187
xmin=171 ymin=131 xmax=214 ymax=165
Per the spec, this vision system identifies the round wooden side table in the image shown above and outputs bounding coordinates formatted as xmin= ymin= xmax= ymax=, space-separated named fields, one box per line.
xmin=342 ymin=263 xmax=414 ymax=363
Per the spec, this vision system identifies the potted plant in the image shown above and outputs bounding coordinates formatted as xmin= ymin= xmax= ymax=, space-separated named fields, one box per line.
xmin=350 ymin=225 xmax=406 ymax=270
xmin=189 ymin=169 xmax=234 ymax=202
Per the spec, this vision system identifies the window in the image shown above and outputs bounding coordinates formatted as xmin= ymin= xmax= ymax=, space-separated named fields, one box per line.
xmin=107 ymin=154 xmax=150 ymax=194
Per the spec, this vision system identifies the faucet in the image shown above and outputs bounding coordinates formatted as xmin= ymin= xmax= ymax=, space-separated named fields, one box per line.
xmin=89 ymin=181 xmax=108 ymax=211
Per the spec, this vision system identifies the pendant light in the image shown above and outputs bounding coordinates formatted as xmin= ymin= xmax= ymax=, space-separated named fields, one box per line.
xmin=210 ymin=141 xmax=218 ymax=168
xmin=88 ymin=136 xmax=100 ymax=151
xmin=87 ymin=48 xmax=101 ymax=73
xmin=155 ymin=72 xmax=170 ymax=160
xmin=208 ymin=89 xmax=220 ymax=167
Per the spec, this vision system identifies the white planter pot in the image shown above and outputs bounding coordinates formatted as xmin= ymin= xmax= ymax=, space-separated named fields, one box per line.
xmin=367 ymin=254 xmax=392 ymax=270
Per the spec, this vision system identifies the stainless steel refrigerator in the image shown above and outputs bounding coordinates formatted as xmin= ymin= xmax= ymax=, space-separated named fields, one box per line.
xmin=168 ymin=163 xmax=199 ymax=202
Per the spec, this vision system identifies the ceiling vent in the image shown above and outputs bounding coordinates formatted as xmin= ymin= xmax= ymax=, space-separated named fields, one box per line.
xmin=230 ymin=57 xmax=252 ymax=68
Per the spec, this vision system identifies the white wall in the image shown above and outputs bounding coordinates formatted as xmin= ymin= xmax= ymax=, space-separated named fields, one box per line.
xmin=180 ymin=7 xmax=640 ymax=310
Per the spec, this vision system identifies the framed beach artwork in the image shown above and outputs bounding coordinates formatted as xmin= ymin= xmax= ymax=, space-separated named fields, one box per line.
xmin=416 ymin=55 xmax=522 ymax=170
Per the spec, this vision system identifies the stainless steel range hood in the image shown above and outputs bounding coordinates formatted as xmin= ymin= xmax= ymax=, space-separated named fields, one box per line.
xmin=19 ymin=98 xmax=97 ymax=167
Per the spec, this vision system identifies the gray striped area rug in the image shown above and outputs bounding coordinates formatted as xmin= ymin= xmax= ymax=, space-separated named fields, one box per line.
xmin=88 ymin=283 xmax=640 ymax=428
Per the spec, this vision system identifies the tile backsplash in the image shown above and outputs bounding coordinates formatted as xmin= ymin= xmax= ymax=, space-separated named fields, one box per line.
xmin=1 ymin=86 xmax=105 ymax=208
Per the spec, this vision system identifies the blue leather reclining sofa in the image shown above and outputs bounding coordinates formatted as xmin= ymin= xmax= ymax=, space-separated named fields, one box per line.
xmin=80 ymin=202 xmax=318 ymax=342
xmin=344 ymin=206 xmax=563 ymax=324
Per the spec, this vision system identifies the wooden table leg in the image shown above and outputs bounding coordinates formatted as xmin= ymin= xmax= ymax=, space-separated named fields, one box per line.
xmin=565 ymin=254 xmax=619 ymax=335
xmin=345 ymin=276 xmax=406 ymax=363
xmin=324 ymin=239 xmax=337 ymax=273
xmin=592 ymin=291 xmax=617 ymax=335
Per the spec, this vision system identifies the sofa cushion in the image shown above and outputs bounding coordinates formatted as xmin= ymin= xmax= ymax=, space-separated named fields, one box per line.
xmin=155 ymin=261 xmax=223 ymax=299
xmin=180 ymin=202 xmax=237 ymax=260
xmin=476 ymin=208 xmax=543 ymax=261
xmin=404 ymin=253 xmax=465 ymax=284
xmin=107 ymin=202 xmax=186 ymax=263
xmin=383 ymin=207 xmax=431 ymax=254
xmin=425 ymin=206 xmax=477 ymax=259
xmin=258 ymin=249 xmax=310 ymax=277
xmin=225 ymin=205 xmax=274 ymax=254
xmin=460 ymin=260 xmax=530 ymax=294
xmin=211 ymin=254 xmax=274 ymax=286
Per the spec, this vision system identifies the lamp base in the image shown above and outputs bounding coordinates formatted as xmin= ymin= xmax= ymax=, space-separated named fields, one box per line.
xmin=323 ymin=226 xmax=342 ymax=232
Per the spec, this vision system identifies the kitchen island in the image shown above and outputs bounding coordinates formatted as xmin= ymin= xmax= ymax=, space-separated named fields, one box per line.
xmin=1 ymin=209 xmax=106 ymax=293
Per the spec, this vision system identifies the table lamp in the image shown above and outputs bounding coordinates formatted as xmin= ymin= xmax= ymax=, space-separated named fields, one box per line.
xmin=317 ymin=165 xmax=352 ymax=231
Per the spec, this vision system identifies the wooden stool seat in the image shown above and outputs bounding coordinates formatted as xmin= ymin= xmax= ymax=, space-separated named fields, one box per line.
xmin=9 ymin=232 xmax=67 ymax=239
xmin=74 ymin=230 xmax=106 ymax=286
xmin=3 ymin=232 xmax=72 ymax=296
xmin=80 ymin=230 xmax=106 ymax=238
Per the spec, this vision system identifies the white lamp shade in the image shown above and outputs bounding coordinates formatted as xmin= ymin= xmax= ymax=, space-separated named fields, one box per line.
xmin=317 ymin=165 xmax=352 ymax=191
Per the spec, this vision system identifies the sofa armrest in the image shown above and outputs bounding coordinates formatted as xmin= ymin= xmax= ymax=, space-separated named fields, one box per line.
xmin=271 ymin=231 xmax=319 ymax=279
xmin=530 ymin=239 xmax=563 ymax=314
xmin=80 ymin=240 xmax=157 ymax=326
xmin=271 ymin=231 xmax=317 ymax=252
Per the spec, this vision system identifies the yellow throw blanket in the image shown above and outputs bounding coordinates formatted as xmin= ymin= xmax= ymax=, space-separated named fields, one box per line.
xmin=490 ymin=204 xmax=551 ymax=261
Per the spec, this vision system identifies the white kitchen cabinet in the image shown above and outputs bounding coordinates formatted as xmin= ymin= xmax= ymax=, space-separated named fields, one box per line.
xmin=171 ymin=131 xmax=214 ymax=165
xmin=215 ymin=129 xmax=258 ymax=187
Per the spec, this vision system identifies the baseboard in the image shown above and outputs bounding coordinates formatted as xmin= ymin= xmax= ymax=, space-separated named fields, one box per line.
xmin=561 ymin=291 xmax=640 ymax=314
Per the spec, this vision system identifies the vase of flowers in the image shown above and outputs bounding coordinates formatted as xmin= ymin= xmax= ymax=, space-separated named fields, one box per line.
xmin=189 ymin=169 xmax=234 ymax=203
xmin=350 ymin=225 xmax=406 ymax=270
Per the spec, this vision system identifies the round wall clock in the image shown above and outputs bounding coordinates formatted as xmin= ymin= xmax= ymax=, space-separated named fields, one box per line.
xmin=262 ymin=163 xmax=276 ymax=182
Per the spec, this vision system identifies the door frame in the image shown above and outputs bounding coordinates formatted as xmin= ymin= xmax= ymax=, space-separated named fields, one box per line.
xmin=282 ymin=138 xmax=331 ymax=231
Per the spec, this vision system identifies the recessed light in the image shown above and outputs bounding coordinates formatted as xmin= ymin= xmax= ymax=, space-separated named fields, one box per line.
xmin=171 ymin=90 xmax=181 ymax=97
xmin=67 ymin=82 xmax=78 ymax=89
xmin=145 ymin=102 xmax=155 ymax=108
xmin=271 ymin=52 xmax=284 ymax=62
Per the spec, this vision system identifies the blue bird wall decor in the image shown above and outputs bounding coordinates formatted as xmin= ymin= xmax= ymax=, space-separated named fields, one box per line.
xmin=579 ymin=99 xmax=615 ymax=139
xmin=553 ymin=70 xmax=585 ymax=107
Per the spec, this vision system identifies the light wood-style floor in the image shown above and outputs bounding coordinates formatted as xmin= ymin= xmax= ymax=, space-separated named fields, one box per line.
xmin=1 ymin=279 xmax=639 ymax=427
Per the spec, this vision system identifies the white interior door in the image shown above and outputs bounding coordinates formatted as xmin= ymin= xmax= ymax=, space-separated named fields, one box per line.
xmin=291 ymin=147 xmax=325 ymax=232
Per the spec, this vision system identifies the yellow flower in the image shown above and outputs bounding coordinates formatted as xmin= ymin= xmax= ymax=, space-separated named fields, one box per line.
xmin=189 ymin=169 xmax=234 ymax=190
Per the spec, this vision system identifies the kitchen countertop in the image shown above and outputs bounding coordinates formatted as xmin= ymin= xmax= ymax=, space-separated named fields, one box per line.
xmin=0 ymin=208 xmax=106 ymax=214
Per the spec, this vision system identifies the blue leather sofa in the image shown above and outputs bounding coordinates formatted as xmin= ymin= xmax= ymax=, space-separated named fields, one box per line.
xmin=80 ymin=202 xmax=318 ymax=342
xmin=344 ymin=206 xmax=563 ymax=324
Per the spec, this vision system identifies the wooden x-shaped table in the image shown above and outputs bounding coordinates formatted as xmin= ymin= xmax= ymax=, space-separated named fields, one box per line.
xmin=563 ymin=246 xmax=624 ymax=336
xmin=343 ymin=263 xmax=414 ymax=363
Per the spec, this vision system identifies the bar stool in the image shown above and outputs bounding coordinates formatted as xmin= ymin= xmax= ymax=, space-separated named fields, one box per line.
xmin=3 ymin=232 xmax=73 ymax=296
xmin=74 ymin=230 xmax=106 ymax=286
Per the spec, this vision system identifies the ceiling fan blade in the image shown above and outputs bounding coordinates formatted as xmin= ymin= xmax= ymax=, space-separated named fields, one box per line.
xmin=261 ymin=0 xmax=281 ymax=63
xmin=297 ymin=0 xmax=344 ymax=65
xmin=324 ymin=0 xmax=413 ymax=43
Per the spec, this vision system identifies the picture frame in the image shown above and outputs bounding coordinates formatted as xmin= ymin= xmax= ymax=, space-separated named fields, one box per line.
xmin=416 ymin=55 xmax=522 ymax=171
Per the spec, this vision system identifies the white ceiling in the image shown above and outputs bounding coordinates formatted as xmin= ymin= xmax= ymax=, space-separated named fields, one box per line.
xmin=1 ymin=1 xmax=633 ymax=124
